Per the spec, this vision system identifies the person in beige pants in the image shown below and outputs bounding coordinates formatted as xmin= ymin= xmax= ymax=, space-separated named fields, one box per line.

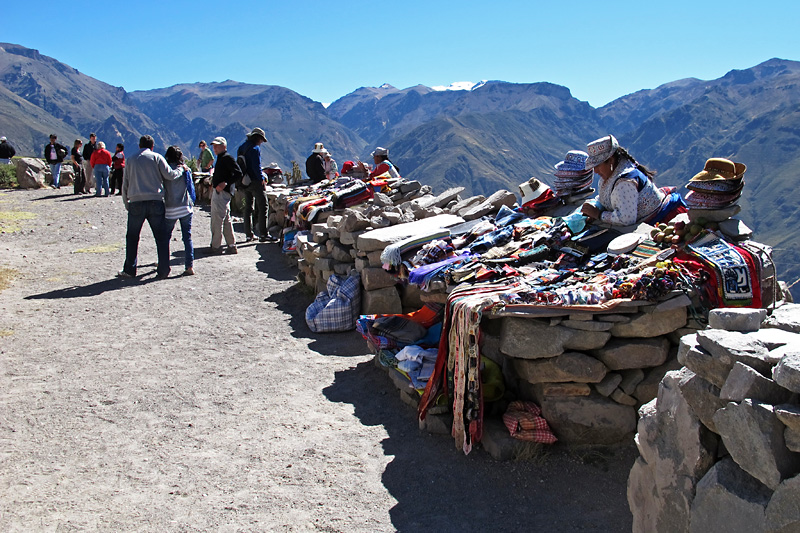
xmin=209 ymin=137 xmax=240 ymax=254
xmin=82 ymin=133 xmax=97 ymax=193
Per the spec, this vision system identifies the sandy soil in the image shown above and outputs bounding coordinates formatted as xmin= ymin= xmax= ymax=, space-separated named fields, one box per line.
xmin=0 ymin=188 xmax=636 ymax=532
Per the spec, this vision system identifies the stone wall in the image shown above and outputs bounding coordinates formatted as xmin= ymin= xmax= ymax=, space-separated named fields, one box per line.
xmin=628 ymin=304 xmax=800 ymax=532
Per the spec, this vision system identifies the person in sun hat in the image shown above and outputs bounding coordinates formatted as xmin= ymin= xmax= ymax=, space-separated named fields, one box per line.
xmin=237 ymin=127 xmax=270 ymax=242
xmin=580 ymin=134 xmax=685 ymax=226
xmin=0 ymin=136 xmax=15 ymax=164
xmin=359 ymin=146 xmax=401 ymax=180
xmin=209 ymin=136 xmax=242 ymax=255
xmin=306 ymin=142 xmax=326 ymax=183
xmin=322 ymin=149 xmax=339 ymax=181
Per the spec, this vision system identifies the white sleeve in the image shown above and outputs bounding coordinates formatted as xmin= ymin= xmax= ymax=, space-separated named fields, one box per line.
xmin=600 ymin=179 xmax=639 ymax=226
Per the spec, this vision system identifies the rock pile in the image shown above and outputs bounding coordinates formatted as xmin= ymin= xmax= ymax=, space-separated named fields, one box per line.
xmin=628 ymin=304 xmax=800 ymax=533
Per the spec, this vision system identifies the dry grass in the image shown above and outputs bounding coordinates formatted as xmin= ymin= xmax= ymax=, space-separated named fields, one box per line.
xmin=0 ymin=329 xmax=13 ymax=337
xmin=0 ymin=266 xmax=19 ymax=292
xmin=0 ymin=210 xmax=36 ymax=232
xmin=72 ymin=243 xmax=122 ymax=254
xmin=513 ymin=441 xmax=550 ymax=464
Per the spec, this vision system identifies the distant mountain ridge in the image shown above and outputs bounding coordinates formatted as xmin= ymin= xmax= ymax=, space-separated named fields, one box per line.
xmin=0 ymin=42 xmax=798 ymax=297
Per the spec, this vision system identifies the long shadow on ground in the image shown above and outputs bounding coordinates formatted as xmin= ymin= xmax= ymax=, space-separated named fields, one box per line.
xmin=24 ymin=264 xmax=166 ymax=300
xmin=323 ymin=360 xmax=637 ymax=532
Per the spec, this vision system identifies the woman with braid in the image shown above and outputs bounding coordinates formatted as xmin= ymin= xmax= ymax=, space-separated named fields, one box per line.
xmin=580 ymin=134 xmax=685 ymax=226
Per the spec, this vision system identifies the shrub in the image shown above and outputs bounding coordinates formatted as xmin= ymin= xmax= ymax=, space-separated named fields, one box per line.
xmin=0 ymin=163 xmax=16 ymax=188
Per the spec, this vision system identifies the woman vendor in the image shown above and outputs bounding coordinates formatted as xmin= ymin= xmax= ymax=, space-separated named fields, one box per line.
xmin=580 ymin=135 xmax=685 ymax=226
xmin=358 ymin=146 xmax=401 ymax=180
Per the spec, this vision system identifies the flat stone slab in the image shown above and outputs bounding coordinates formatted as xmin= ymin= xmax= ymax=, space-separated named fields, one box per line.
xmin=361 ymin=287 xmax=402 ymax=316
xmin=764 ymin=303 xmax=800 ymax=333
xmin=356 ymin=214 xmax=464 ymax=252
xmin=500 ymin=318 xmax=611 ymax=359
xmin=713 ymin=399 xmax=800 ymax=490
xmin=513 ymin=352 xmax=608 ymax=384
xmin=708 ymin=308 xmax=767 ymax=332
xmin=696 ymin=329 xmax=773 ymax=375
xmin=689 ymin=458 xmax=771 ymax=533
xmin=591 ymin=337 xmax=670 ymax=370
xmin=539 ymin=392 xmax=636 ymax=445
xmin=610 ymin=306 xmax=687 ymax=338
xmin=765 ymin=474 xmax=800 ymax=533
xmin=560 ymin=319 xmax=614 ymax=332
xmin=678 ymin=369 xmax=727 ymax=433
xmin=745 ymin=328 xmax=800 ymax=351
xmin=775 ymin=404 xmax=800 ymax=432
xmin=772 ymin=351 xmax=800 ymax=394
xmin=361 ymin=267 xmax=398 ymax=291
xmin=721 ymin=361 xmax=792 ymax=404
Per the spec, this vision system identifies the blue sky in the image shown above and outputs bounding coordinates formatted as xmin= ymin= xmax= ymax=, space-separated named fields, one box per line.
xmin=3 ymin=1 xmax=798 ymax=107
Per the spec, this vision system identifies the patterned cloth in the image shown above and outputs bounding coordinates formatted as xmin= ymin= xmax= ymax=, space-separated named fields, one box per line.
xmin=305 ymin=271 xmax=362 ymax=332
xmin=502 ymin=401 xmax=557 ymax=443
xmin=688 ymin=233 xmax=754 ymax=306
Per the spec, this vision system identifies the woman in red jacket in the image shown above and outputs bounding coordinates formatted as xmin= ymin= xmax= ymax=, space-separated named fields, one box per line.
xmin=90 ymin=141 xmax=113 ymax=197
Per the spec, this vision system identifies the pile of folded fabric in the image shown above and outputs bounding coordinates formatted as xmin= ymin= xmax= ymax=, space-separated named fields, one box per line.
xmin=552 ymin=150 xmax=594 ymax=200
xmin=685 ymin=158 xmax=746 ymax=210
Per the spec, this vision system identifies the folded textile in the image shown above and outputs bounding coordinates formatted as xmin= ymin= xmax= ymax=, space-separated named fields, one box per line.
xmin=502 ymin=401 xmax=557 ymax=443
xmin=372 ymin=315 xmax=428 ymax=344
xmin=380 ymin=229 xmax=451 ymax=267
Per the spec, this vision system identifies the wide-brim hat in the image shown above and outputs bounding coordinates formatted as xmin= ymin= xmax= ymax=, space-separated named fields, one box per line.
xmin=690 ymin=158 xmax=746 ymax=182
xmin=371 ymin=146 xmax=389 ymax=157
xmin=265 ymin=162 xmax=281 ymax=171
xmin=519 ymin=177 xmax=551 ymax=205
xmin=247 ymin=127 xmax=268 ymax=142
xmin=312 ymin=142 xmax=325 ymax=153
xmin=585 ymin=135 xmax=619 ymax=169
xmin=211 ymin=136 xmax=227 ymax=146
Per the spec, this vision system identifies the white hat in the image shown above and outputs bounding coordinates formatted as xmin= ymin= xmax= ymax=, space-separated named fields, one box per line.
xmin=265 ymin=162 xmax=281 ymax=170
xmin=519 ymin=177 xmax=551 ymax=205
xmin=211 ymin=136 xmax=227 ymax=146
xmin=371 ymin=146 xmax=389 ymax=157
xmin=0 ymin=136 xmax=6 ymax=142
xmin=312 ymin=142 xmax=325 ymax=153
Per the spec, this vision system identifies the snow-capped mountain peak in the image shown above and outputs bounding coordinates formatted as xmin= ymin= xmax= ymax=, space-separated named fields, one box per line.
xmin=430 ymin=80 xmax=488 ymax=92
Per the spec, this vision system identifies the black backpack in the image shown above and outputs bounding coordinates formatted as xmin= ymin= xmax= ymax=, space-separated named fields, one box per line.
xmin=236 ymin=153 xmax=251 ymax=187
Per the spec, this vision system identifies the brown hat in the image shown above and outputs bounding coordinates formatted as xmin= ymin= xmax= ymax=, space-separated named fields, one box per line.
xmin=690 ymin=158 xmax=747 ymax=182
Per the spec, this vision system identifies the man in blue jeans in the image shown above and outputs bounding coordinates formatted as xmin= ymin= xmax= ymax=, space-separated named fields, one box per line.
xmin=118 ymin=135 xmax=186 ymax=279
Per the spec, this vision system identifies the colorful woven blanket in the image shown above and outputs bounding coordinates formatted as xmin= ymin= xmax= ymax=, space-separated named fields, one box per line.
xmin=688 ymin=233 xmax=753 ymax=306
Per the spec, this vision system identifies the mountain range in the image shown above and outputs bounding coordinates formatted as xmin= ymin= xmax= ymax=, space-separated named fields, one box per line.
xmin=0 ymin=42 xmax=798 ymax=298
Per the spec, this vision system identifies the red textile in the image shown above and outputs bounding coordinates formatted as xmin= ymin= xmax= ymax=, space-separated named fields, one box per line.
xmin=502 ymin=401 xmax=558 ymax=443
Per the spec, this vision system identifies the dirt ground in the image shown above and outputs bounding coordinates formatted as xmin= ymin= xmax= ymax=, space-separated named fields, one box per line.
xmin=0 ymin=187 xmax=637 ymax=532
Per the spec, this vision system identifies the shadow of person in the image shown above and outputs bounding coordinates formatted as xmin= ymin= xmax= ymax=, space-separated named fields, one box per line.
xmin=24 ymin=270 xmax=164 ymax=299
xmin=323 ymin=360 xmax=637 ymax=532
xmin=254 ymin=243 xmax=297 ymax=282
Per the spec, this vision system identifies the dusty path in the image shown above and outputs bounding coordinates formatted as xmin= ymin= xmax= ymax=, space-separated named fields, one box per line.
xmin=0 ymin=188 xmax=635 ymax=532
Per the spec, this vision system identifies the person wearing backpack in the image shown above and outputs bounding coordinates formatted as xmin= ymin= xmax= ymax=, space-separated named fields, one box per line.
xmin=237 ymin=127 xmax=269 ymax=242
xmin=43 ymin=134 xmax=68 ymax=189
xmin=164 ymin=146 xmax=196 ymax=276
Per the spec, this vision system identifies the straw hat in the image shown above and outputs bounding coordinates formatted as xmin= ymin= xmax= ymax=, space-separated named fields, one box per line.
xmin=690 ymin=158 xmax=746 ymax=182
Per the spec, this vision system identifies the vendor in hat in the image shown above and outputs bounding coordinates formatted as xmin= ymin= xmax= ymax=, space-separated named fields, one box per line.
xmin=580 ymin=135 xmax=685 ymax=226
xmin=358 ymin=146 xmax=401 ymax=180
xmin=306 ymin=142 xmax=326 ymax=183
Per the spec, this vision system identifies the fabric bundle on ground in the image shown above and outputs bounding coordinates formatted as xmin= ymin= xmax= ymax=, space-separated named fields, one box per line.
xmin=305 ymin=271 xmax=362 ymax=332
xmin=502 ymin=401 xmax=558 ymax=443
